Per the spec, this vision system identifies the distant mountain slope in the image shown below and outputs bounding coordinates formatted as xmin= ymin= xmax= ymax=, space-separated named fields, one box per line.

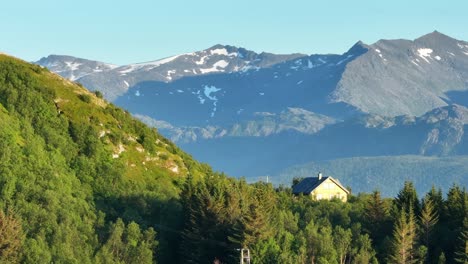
xmin=38 ymin=45 xmax=305 ymax=101
xmin=176 ymin=104 xmax=468 ymax=184
xmin=332 ymin=31 xmax=468 ymax=116
xmin=36 ymin=55 xmax=118 ymax=81
xmin=35 ymin=32 xmax=468 ymax=194
xmin=37 ymin=31 xmax=468 ymax=120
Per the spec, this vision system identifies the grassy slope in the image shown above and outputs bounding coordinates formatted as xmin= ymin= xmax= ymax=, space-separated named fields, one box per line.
xmin=1 ymin=54 xmax=208 ymax=189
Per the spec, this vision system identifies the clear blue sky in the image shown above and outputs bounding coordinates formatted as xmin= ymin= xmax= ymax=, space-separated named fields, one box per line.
xmin=2 ymin=0 xmax=467 ymax=65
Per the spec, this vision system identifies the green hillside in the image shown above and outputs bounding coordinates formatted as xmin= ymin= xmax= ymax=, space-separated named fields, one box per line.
xmin=0 ymin=54 xmax=211 ymax=262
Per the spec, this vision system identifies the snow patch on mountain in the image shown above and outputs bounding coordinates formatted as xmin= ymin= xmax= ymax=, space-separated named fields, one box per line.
xmin=119 ymin=54 xmax=182 ymax=74
xmin=166 ymin=70 xmax=176 ymax=80
xmin=336 ymin=55 xmax=353 ymax=65
xmin=210 ymin=48 xmax=229 ymax=56
xmin=203 ymin=85 xmax=222 ymax=117
xmin=209 ymin=48 xmax=237 ymax=57
xmin=213 ymin=60 xmax=229 ymax=68
xmin=194 ymin=90 xmax=205 ymax=104
xmin=200 ymin=60 xmax=229 ymax=74
xmin=137 ymin=55 xmax=181 ymax=67
xmin=374 ymin=49 xmax=387 ymax=61
xmin=241 ymin=65 xmax=260 ymax=73
xmin=204 ymin=85 xmax=221 ymax=100
xmin=65 ymin=61 xmax=82 ymax=71
xmin=195 ymin=56 xmax=208 ymax=65
xmin=417 ymin=48 xmax=433 ymax=63
xmin=410 ymin=59 xmax=420 ymax=67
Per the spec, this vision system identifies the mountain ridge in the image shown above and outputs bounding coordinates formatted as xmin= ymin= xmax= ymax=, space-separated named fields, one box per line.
xmin=34 ymin=31 xmax=468 ymax=193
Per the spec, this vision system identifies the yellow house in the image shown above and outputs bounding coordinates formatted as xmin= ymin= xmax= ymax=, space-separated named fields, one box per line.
xmin=292 ymin=173 xmax=350 ymax=202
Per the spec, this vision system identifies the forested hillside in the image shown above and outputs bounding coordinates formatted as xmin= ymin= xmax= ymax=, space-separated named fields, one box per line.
xmin=0 ymin=54 xmax=211 ymax=262
xmin=0 ymin=54 xmax=466 ymax=263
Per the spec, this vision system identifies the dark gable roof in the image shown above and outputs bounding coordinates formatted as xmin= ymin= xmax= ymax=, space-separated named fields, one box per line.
xmin=292 ymin=176 xmax=350 ymax=195
xmin=292 ymin=177 xmax=328 ymax=195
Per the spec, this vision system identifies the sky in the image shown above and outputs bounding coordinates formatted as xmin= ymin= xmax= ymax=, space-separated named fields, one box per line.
xmin=2 ymin=0 xmax=467 ymax=65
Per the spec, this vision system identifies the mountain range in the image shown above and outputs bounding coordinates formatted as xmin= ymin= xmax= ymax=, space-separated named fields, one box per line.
xmin=36 ymin=31 xmax=468 ymax=195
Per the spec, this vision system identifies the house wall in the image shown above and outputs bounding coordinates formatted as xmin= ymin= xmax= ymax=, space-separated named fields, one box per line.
xmin=311 ymin=179 xmax=348 ymax=202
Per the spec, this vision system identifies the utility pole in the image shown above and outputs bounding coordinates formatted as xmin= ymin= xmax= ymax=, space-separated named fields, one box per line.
xmin=240 ymin=248 xmax=251 ymax=264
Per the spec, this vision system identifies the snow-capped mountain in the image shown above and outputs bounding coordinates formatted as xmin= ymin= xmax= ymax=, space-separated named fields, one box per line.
xmin=38 ymin=45 xmax=305 ymax=101
xmin=332 ymin=31 xmax=468 ymax=116
xmin=36 ymin=31 xmax=468 ymax=191
xmin=36 ymin=55 xmax=118 ymax=81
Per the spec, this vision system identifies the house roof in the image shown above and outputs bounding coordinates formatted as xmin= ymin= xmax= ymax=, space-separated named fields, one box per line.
xmin=292 ymin=176 xmax=350 ymax=195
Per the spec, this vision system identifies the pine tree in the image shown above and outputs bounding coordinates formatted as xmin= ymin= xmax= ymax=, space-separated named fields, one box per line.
xmin=395 ymin=181 xmax=420 ymax=216
xmin=426 ymin=186 xmax=444 ymax=216
xmin=420 ymin=197 xmax=439 ymax=263
xmin=365 ymin=190 xmax=390 ymax=242
xmin=454 ymin=216 xmax=468 ymax=264
xmin=408 ymin=207 xmax=417 ymax=264
xmin=438 ymin=252 xmax=446 ymax=264
xmin=445 ymin=185 xmax=467 ymax=262
xmin=390 ymin=208 xmax=417 ymax=264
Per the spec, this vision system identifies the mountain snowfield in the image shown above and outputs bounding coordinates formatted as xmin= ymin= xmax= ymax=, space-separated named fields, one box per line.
xmin=36 ymin=31 xmax=468 ymax=195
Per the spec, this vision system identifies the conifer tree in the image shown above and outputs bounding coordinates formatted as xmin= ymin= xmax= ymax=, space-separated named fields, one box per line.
xmin=408 ymin=206 xmax=418 ymax=264
xmin=420 ymin=197 xmax=439 ymax=262
xmin=454 ymin=216 xmax=468 ymax=264
xmin=445 ymin=185 xmax=467 ymax=262
xmin=390 ymin=208 xmax=417 ymax=264
xmin=438 ymin=252 xmax=446 ymax=264
xmin=395 ymin=181 xmax=420 ymax=216
xmin=426 ymin=186 xmax=444 ymax=216
xmin=365 ymin=190 xmax=390 ymax=242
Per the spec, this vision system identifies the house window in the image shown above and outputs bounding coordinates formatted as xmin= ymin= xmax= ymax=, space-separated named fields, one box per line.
xmin=317 ymin=194 xmax=323 ymax=200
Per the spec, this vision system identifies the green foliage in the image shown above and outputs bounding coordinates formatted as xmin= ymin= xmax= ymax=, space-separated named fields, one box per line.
xmin=389 ymin=209 xmax=417 ymax=264
xmin=0 ymin=55 xmax=466 ymax=264
xmin=94 ymin=90 xmax=104 ymax=98
xmin=0 ymin=54 xmax=209 ymax=263
xmin=78 ymin=93 xmax=92 ymax=103
xmin=0 ymin=208 xmax=23 ymax=263
xmin=395 ymin=181 xmax=421 ymax=215
xmin=95 ymin=219 xmax=156 ymax=264
xmin=420 ymin=197 xmax=439 ymax=257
